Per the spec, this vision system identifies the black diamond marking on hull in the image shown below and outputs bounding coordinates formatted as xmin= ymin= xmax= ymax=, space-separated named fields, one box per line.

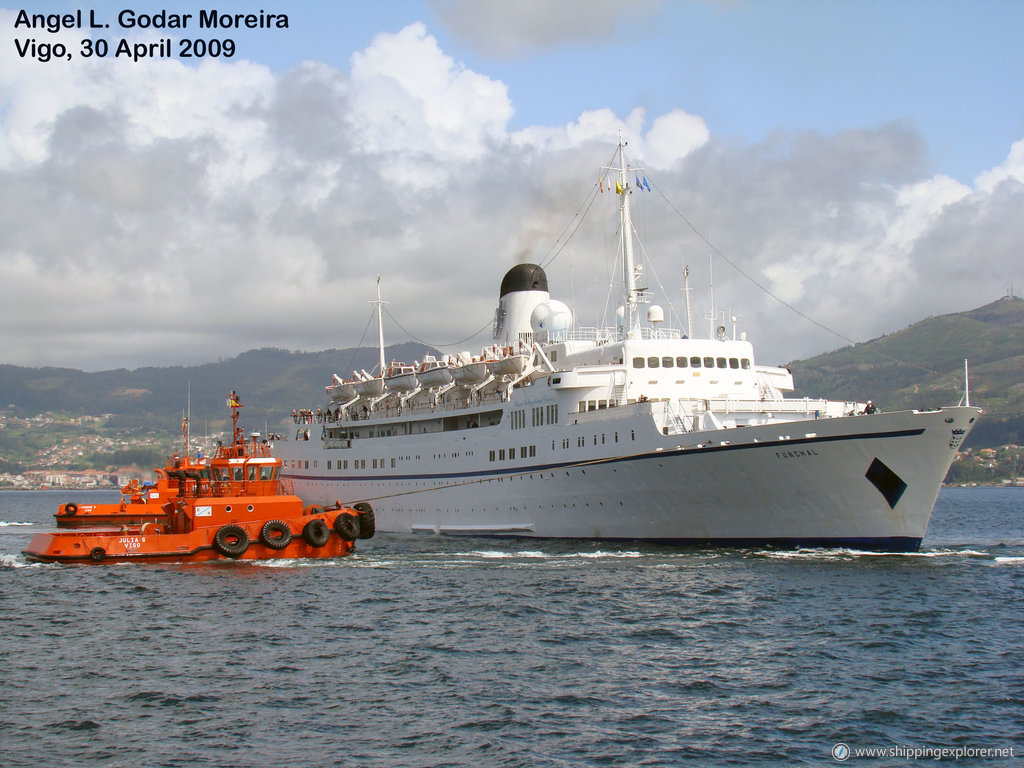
xmin=865 ymin=458 xmax=908 ymax=509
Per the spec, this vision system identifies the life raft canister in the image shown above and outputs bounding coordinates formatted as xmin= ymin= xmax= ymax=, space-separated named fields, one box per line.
xmin=259 ymin=520 xmax=292 ymax=550
xmin=213 ymin=524 xmax=250 ymax=558
xmin=302 ymin=519 xmax=330 ymax=547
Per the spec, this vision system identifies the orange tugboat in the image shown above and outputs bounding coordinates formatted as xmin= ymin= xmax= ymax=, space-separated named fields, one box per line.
xmin=23 ymin=392 xmax=374 ymax=564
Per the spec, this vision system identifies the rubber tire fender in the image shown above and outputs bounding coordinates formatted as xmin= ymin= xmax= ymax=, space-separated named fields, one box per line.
xmin=333 ymin=513 xmax=360 ymax=541
xmin=64 ymin=503 xmax=78 ymax=515
xmin=302 ymin=519 xmax=330 ymax=548
xmin=353 ymin=502 xmax=375 ymax=539
xmin=213 ymin=524 xmax=250 ymax=558
xmin=89 ymin=547 xmax=105 ymax=562
xmin=259 ymin=520 xmax=292 ymax=550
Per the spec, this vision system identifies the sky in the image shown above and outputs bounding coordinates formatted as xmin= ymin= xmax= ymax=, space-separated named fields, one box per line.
xmin=1 ymin=0 xmax=1022 ymax=373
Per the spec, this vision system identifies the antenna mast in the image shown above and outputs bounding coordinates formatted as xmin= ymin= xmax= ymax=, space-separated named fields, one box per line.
xmin=617 ymin=136 xmax=640 ymax=339
xmin=683 ymin=266 xmax=694 ymax=338
xmin=372 ymin=275 xmax=386 ymax=377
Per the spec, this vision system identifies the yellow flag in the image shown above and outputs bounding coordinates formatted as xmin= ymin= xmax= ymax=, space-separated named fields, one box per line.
xmin=615 ymin=181 xmax=623 ymax=195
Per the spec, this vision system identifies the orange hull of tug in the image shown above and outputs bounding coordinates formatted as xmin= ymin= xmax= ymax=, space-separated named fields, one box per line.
xmin=22 ymin=391 xmax=374 ymax=565
xmin=24 ymin=502 xmax=359 ymax=564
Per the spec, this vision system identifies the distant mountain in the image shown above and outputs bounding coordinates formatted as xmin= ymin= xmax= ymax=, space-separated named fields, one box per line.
xmin=2 ymin=296 xmax=1021 ymax=450
xmin=789 ymin=295 xmax=1024 ymax=447
xmin=0 ymin=342 xmax=435 ymax=433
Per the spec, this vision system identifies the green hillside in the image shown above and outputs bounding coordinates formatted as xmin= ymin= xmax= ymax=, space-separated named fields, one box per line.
xmin=790 ymin=295 xmax=1024 ymax=446
xmin=0 ymin=342 xmax=434 ymax=434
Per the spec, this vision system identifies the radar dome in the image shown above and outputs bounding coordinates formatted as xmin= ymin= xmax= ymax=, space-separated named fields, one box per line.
xmin=530 ymin=299 xmax=572 ymax=337
xmin=647 ymin=305 xmax=665 ymax=324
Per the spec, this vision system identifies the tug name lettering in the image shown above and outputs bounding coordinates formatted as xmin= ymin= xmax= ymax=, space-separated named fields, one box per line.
xmin=13 ymin=9 xmax=290 ymax=31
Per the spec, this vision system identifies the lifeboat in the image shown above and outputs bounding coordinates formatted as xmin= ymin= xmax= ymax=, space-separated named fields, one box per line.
xmin=385 ymin=361 xmax=419 ymax=392
xmin=451 ymin=354 xmax=490 ymax=384
xmin=22 ymin=392 xmax=374 ymax=565
xmin=417 ymin=355 xmax=453 ymax=388
xmin=327 ymin=374 xmax=359 ymax=402
xmin=354 ymin=371 xmax=385 ymax=397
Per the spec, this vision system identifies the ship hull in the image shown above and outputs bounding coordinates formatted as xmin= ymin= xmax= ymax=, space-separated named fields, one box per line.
xmin=277 ymin=406 xmax=978 ymax=550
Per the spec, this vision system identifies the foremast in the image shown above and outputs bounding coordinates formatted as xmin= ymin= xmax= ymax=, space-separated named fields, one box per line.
xmin=603 ymin=134 xmax=647 ymax=340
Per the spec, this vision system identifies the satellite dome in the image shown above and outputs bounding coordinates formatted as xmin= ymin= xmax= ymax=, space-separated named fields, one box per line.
xmin=647 ymin=305 xmax=665 ymax=324
xmin=530 ymin=299 xmax=572 ymax=335
xmin=500 ymin=263 xmax=548 ymax=297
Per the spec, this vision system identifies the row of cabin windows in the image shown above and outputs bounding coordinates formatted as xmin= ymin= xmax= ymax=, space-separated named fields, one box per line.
xmin=511 ymin=405 xmax=560 ymax=430
xmin=556 ymin=429 xmax=635 ymax=450
xmin=489 ymin=445 xmax=537 ymax=462
xmin=633 ymin=356 xmax=751 ymax=370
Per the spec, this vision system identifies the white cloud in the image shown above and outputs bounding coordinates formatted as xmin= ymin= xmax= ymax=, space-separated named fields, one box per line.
xmin=0 ymin=16 xmax=1020 ymax=374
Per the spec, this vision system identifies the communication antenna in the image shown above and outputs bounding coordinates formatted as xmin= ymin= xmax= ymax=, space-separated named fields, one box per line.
xmin=683 ymin=265 xmax=693 ymax=339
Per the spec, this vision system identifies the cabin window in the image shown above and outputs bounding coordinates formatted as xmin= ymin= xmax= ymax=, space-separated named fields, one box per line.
xmin=690 ymin=356 xmax=702 ymax=368
xmin=717 ymin=357 xmax=727 ymax=368
xmin=632 ymin=357 xmax=644 ymax=368
xmin=550 ymin=351 xmax=558 ymax=362
xmin=647 ymin=356 xmax=660 ymax=368
xmin=520 ymin=446 xmax=527 ymax=458
xmin=529 ymin=445 xmax=536 ymax=457
xmin=676 ymin=357 xmax=688 ymax=367
xmin=489 ymin=450 xmax=496 ymax=462
xmin=742 ymin=359 xmax=752 ymax=369
xmin=704 ymin=356 xmax=714 ymax=368
xmin=499 ymin=449 xmax=506 ymax=460
xmin=343 ymin=460 xmax=348 ymax=470
xmin=662 ymin=356 xmax=674 ymax=368
xmin=729 ymin=358 xmax=740 ymax=369
xmin=327 ymin=461 xmax=332 ymax=469
xmin=260 ymin=466 xmax=274 ymax=480
xmin=588 ymin=400 xmax=597 ymax=411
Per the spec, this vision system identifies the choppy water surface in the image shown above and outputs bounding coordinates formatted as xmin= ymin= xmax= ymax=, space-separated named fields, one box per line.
xmin=1 ymin=488 xmax=1021 ymax=766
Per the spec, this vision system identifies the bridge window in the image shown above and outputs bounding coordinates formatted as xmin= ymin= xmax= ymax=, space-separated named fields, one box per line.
xmin=729 ymin=358 xmax=740 ymax=369
xmin=690 ymin=356 xmax=702 ymax=368
xmin=742 ymin=358 xmax=752 ymax=369
xmin=676 ymin=356 xmax=688 ymax=367
xmin=704 ymin=356 xmax=714 ymax=368
xmin=662 ymin=356 xmax=674 ymax=368
xmin=717 ymin=357 xmax=727 ymax=368
xmin=632 ymin=357 xmax=645 ymax=368
xmin=647 ymin=356 xmax=660 ymax=368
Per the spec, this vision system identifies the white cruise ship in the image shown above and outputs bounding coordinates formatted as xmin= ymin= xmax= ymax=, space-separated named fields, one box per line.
xmin=275 ymin=141 xmax=979 ymax=551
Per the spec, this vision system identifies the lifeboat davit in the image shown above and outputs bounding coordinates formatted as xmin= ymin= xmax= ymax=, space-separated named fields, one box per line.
xmin=23 ymin=392 xmax=375 ymax=565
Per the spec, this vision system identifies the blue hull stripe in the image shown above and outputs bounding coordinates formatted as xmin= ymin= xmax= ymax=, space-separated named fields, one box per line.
xmin=285 ymin=427 xmax=927 ymax=484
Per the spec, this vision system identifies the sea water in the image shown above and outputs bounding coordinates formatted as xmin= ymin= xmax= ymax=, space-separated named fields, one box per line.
xmin=1 ymin=488 xmax=1021 ymax=766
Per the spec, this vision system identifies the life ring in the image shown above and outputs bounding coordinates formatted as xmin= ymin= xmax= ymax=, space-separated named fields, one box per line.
xmin=89 ymin=547 xmax=105 ymax=562
xmin=63 ymin=503 xmax=78 ymax=515
xmin=353 ymin=502 xmax=375 ymax=539
xmin=333 ymin=513 xmax=360 ymax=541
xmin=213 ymin=524 xmax=249 ymax=558
xmin=260 ymin=520 xmax=293 ymax=550
xmin=302 ymin=519 xmax=330 ymax=547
